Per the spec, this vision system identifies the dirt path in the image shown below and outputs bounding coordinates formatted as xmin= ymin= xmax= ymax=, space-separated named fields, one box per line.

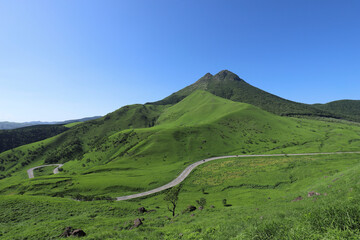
xmin=27 ymin=164 xmax=63 ymax=178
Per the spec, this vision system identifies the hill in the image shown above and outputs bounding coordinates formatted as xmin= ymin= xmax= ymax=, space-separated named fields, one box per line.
xmin=1 ymin=90 xmax=359 ymax=196
xmin=0 ymin=124 xmax=69 ymax=154
xmin=313 ymin=100 xmax=360 ymax=122
xmin=151 ymin=70 xmax=351 ymax=121
xmin=0 ymin=116 xmax=102 ymax=130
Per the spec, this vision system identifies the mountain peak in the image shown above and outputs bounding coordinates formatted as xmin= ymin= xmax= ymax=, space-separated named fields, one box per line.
xmin=203 ymin=72 xmax=213 ymax=78
xmin=213 ymin=70 xmax=243 ymax=82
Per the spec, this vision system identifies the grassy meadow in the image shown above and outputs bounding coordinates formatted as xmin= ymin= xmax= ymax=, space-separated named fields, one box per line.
xmin=1 ymin=153 xmax=360 ymax=239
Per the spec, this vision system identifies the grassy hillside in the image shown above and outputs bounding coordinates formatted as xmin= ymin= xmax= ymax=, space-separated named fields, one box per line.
xmin=314 ymin=100 xmax=360 ymax=122
xmin=1 ymin=153 xmax=360 ymax=239
xmin=0 ymin=124 xmax=69 ymax=154
xmin=0 ymin=91 xmax=359 ymax=198
xmin=0 ymin=103 xmax=169 ymax=181
xmin=151 ymin=70 xmax=349 ymax=121
xmin=1 ymin=90 xmax=360 ymax=239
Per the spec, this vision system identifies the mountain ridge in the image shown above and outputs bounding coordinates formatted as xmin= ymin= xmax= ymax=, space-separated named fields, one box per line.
xmin=150 ymin=70 xmax=356 ymax=122
xmin=0 ymin=116 xmax=102 ymax=130
xmin=313 ymin=100 xmax=360 ymax=122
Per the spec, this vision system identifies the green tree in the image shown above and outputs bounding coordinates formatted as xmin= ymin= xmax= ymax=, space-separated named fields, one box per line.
xmin=164 ymin=185 xmax=181 ymax=217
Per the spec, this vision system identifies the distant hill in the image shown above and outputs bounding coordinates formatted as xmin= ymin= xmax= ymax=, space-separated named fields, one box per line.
xmin=0 ymin=116 xmax=102 ymax=153
xmin=0 ymin=116 xmax=102 ymax=130
xmin=150 ymin=70 xmax=351 ymax=121
xmin=0 ymin=125 xmax=69 ymax=153
xmin=313 ymin=100 xmax=360 ymax=122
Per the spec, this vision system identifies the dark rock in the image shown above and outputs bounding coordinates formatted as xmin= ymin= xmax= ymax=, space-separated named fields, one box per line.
xmin=199 ymin=206 xmax=204 ymax=210
xmin=130 ymin=218 xmax=143 ymax=229
xmin=71 ymin=229 xmax=86 ymax=237
xmin=292 ymin=196 xmax=303 ymax=202
xmin=138 ymin=207 xmax=147 ymax=213
xmin=187 ymin=205 xmax=197 ymax=212
xmin=210 ymin=205 xmax=215 ymax=208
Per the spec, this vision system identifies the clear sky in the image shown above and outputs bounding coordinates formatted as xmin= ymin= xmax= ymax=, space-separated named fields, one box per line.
xmin=0 ymin=0 xmax=359 ymax=122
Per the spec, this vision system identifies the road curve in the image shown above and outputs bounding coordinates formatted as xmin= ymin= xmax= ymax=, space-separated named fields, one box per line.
xmin=25 ymin=152 xmax=360 ymax=200
xmin=27 ymin=164 xmax=63 ymax=179
xmin=115 ymin=151 xmax=360 ymax=201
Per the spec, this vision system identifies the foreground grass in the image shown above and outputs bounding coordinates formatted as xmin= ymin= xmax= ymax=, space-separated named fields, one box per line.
xmin=1 ymin=153 xmax=360 ymax=239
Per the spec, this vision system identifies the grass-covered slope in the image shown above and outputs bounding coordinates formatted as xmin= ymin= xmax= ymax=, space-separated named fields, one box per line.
xmin=151 ymin=70 xmax=347 ymax=120
xmin=1 ymin=91 xmax=360 ymax=239
xmin=1 ymin=91 xmax=359 ymax=198
xmin=0 ymin=124 xmax=69 ymax=154
xmin=1 ymin=153 xmax=360 ymax=239
xmin=314 ymin=100 xmax=360 ymax=122
xmin=0 ymin=103 xmax=168 ymax=180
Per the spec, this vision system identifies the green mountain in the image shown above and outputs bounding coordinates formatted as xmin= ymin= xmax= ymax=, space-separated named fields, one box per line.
xmin=313 ymin=100 xmax=360 ymax=122
xmin=1 ymin=90 xmax=359 ymax=195
xmin=1 ymin=78 xmax=360 ymax=239
xmin=151 ymin=70 xmax=348 ymax=120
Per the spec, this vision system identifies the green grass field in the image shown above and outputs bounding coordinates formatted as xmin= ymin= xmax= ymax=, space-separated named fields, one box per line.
xmin=1 ymin=153 xmax=360 ymax=239
xmin=1 ymin=90 xmax=360 ymax=239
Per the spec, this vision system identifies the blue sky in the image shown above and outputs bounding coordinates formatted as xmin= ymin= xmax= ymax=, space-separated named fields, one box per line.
xmin=0 ymin=0 xmax=359 ymax=122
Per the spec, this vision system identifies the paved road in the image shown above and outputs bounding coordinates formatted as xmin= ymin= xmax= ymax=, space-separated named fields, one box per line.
xmin=115 ymin=151 xmax=360 ymax=201
xmin=26 ymin=152 xmax=360 ymax=200
xmin=27 ymin=164 xmax=63 ymax=178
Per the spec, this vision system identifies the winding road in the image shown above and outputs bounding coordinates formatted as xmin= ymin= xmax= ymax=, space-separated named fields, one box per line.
xmin=27 ymin=164 xmax=63 ymax=178
xmin=27 ymin=152 xmax=360 ymax=200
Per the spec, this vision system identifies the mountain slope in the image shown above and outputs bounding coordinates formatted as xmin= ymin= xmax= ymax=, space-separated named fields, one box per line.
xmin=1 ymin=91 xmax=359 ymax=197
xmin=151 ymin=70 xmax=348 ymax=120
xmin=313 ymin=100 xmax=360 ymax=122
xmin=1 ymin=77 xmax=360 ymax=239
